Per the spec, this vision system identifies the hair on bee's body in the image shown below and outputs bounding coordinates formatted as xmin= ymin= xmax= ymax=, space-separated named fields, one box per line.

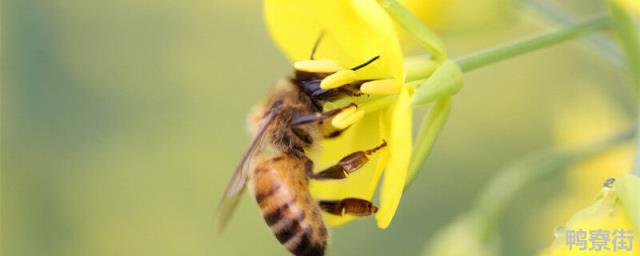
xmin=216 ymin=41 xmax=385 ymax=256
xmin=245 ymin=78 xmax=328 ymax=256
xmin=249 ymin=154 xmax=327 ymax=256
xmin=250 ymin=79 xmax=322 ymax=157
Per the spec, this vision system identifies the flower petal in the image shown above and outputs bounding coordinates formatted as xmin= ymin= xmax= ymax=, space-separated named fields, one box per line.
xmin=616 ymin=175 xmax=640 ymax=233
xmin=264 ymin=0 xmax=404 ymax=79
xmin=375 ymin=86 xmax=412 ymax=228
xmin=309 ymin=111 xmax=389 ymax=226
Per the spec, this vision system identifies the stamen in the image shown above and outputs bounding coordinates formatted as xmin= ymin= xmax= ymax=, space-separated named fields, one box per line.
xmin=360 ymin=79 xmax=400 ymax=95
xmin=294 ymin=60 xmax=343 ymax=73
xmin=351 ymin=56 xmax=380 ymax=71
xmin=320 ymin=70 xmax=357 ymax=90
xmin=309 ymin=31 xmax=326 ymax=60
xmin=358 ymin=95 xmax=397 ymax=114
xmin=331 ymin=105 xmax=364 ymax=130
xmin=327 ymin=96 xmax=396 ymax=130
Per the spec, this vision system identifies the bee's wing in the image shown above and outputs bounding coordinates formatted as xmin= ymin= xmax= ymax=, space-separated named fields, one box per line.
xmin=215 ymin=103 xmax=280 ymax=233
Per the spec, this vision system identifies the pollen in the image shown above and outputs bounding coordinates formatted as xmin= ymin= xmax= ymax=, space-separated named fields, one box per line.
xmin=320 ymin=70 xmax=358 ymax=90
xmin=331 ymin=105 xmax=365 ymax=130
xmin=294 ymin=60 xmax=343 ymax=73
xmin=360 ymin=79 xmax=400 ymax=95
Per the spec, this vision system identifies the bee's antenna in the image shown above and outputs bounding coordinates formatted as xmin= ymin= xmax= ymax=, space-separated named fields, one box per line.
xmin=310 ymin=31 xmax=326 ymax=60
xmin=351 ymin=56 xmax=380 ymax=71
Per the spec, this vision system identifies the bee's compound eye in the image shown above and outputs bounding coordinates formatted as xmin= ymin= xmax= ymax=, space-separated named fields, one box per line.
xmin=294 ymin=60 xmax=343 ymax=73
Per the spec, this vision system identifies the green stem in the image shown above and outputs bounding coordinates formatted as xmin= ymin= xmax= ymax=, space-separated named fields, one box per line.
xmin=608 ymin=1 xmax=640 ymax=177
xmin=455 ymin=16 xmax=611 ymax=72
xmin=472 ymin=127 xmax=633 ymax=240
xmin=634 ymin=112 xmax=640 ymax=176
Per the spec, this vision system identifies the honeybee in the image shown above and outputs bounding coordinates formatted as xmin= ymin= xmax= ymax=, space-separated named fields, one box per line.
xmin=217 ymin=35 xmax=386 ymax=256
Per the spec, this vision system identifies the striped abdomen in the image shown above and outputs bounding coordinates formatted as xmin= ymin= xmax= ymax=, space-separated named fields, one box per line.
xmin=249 ymin=155 xmax=327 ymax=256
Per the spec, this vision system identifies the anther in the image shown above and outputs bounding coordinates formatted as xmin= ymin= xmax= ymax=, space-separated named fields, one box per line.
xmin=332 ymin=106 xmax=364 ymax=130
xmin=360 ymin=79 xmax=400 ymax=95
xmin=320 ymin=70 xmax=357 ymax=90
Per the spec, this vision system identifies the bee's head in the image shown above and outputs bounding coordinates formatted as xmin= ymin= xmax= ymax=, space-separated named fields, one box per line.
xmin=292 ymin=55 xmax=379 ymax=97
xmin=291 ymin=31 xmax=380 ymax=101
xmin=291 ymin=60 xmax=336 ymax=102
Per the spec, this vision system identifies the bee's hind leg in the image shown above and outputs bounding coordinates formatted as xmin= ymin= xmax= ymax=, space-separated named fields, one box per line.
xmin=318 ymin=198 xmax=378 ymax=216
xmin=306 ymin=141 xmax=386 ymax=180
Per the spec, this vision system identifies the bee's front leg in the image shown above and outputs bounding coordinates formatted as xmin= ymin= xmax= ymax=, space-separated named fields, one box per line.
xmin=306 ymin=141 xmax=386 ymax=180
xmin=291 ymin=103 xmax=358 ymax=139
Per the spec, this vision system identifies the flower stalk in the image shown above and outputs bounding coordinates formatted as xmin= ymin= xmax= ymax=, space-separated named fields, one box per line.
xmin=399 ymin=14 xmax=615 ymax=185
xmin=401 ymin=15 xmax=613 ymax=79
xmin=455 ymin=16 xmax=612 ymax=72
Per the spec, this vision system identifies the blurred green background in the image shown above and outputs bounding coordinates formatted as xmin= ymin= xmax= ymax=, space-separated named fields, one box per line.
xmin=2 ymin=0 xmax=634 ymax=255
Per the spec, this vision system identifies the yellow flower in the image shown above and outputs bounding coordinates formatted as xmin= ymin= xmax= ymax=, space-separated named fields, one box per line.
xmin=614 ymin=0 xmax=640 ymax=14
xmin=397 ymin=0 xmax=510 ymax=34
xmin=265 ymin=0 xmax=404 ymax=81
xmin=538 ymin=179 xmax=639 ymax=256
xmin=264 ymin=0 xmax=412 ymax=228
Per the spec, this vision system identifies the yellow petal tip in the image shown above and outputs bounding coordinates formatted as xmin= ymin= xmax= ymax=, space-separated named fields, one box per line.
xmin=375 ymin=213 xmax=392 ymax=229
xmin=375 ymin=87 xmax=412 ymax=231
